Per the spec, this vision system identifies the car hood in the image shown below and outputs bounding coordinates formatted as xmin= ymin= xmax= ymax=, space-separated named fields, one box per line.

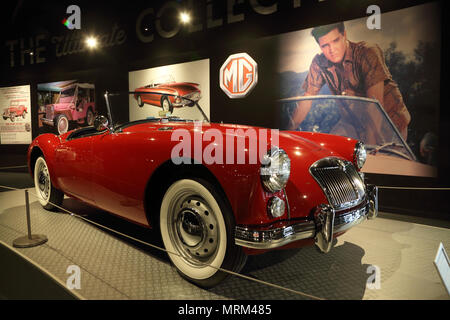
xmin=123 ymin=121 xmax=349 ymax=164
xmin=45 ymin=103 xmax=72 ymax=109
xmin=159 ymin=82 xmax=200 ymax=91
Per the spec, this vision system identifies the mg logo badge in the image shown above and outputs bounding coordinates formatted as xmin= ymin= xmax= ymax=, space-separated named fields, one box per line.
xmin=220 ymin=53 xmax=258 ymax=99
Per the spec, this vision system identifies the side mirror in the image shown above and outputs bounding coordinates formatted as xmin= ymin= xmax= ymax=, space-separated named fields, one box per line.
xmin=94 ymin=115 xmax=109 ymax=131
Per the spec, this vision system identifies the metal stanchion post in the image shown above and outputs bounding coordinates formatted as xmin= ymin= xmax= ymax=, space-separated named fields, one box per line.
xmin=13 ymin=190 xmax=48 ymax=248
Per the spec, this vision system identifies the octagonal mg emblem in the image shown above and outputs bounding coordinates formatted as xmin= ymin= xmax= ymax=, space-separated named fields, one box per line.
xmin=220 ymin=53 xmax=258 ymax=99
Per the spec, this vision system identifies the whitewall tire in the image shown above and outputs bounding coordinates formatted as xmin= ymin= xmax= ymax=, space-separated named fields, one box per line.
xmin=160 ymin=178 xmax=246 ymax=288
xmin=34 ymin=156 xmax=64 ymax=211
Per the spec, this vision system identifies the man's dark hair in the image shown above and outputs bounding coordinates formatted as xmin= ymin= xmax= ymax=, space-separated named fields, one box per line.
xmin=311 ymin=22 xmax=345 ymax=43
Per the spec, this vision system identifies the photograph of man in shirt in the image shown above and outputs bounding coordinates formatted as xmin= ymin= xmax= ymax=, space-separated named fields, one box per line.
xmin=287 ymin=22 xmax=411 ymax=141
xmin=276 ymin=2 xmax=441 ymax=177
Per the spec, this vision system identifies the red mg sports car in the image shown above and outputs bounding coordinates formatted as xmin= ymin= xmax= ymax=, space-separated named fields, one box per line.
xmin=28 ymin=92 xmax=378 ymax=288
xmin=134 ymin=75 xmax=201 ymax=113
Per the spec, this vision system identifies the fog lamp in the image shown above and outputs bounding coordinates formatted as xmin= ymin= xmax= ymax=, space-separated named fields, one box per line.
xmin=268 ymin=196 xmax=285 ymax=218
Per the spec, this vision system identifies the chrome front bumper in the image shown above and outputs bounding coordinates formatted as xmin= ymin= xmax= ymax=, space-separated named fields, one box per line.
xmin=235 ymin=185 xmax=378 ymax=253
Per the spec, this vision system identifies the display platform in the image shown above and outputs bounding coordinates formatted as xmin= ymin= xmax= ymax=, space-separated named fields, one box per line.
xmin=0 ymin=188 xmax=448 ymax=300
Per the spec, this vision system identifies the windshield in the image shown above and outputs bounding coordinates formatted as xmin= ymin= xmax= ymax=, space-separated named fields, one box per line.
xmin=61 ymin=87 xmax=75 ymax=98
xmin=147 ymin=75 xmax=175 ymax=87
xmin=10 ymin=100 xmax=20 ymax=106
xmin=279 ymin=96 xmax=415 ymax=160
xmin=105 ymin=92 xmax=209 ymax=131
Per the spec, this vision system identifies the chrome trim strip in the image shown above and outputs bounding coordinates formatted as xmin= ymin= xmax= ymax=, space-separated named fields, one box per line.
xmin=283 ymin=188 xmax=291 ymax=220
xmin=235 ymin=222 xmax=316 ymax=250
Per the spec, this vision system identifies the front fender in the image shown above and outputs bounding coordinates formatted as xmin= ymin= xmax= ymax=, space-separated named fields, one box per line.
xmin=286 ymin=131 xmax=358 ymax=164
xmin=27 ymin=134 xmax=62 ymax=189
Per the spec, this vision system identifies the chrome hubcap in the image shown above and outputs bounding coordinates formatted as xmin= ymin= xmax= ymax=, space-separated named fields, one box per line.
xmin=170 ymin=195 xmax=219 ymax=266
xmin=37 ymin=162 xmax=50 ymax=200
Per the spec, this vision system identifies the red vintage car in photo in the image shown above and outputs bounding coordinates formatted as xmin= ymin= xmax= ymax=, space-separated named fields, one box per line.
xmin=41 ymin=83 xmax=96 ymax=135
xmin=2 ymin=99 xmax=28 ymax=122
xmin=134 ymin=75 xmax=201 ymax=113
xmin=28 ymin=92 xmax=378 ymax=288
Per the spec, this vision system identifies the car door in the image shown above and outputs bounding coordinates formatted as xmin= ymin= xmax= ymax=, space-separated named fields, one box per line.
xmin=54 ymin=134 xmax=95 ymax=203
xmin=142 ymin=90 xmax=159 ymax=106
xmin=88 ymin=131 xmax=150 ymax=226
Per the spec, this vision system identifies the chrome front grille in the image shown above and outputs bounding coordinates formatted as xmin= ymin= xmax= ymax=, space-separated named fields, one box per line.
xmin=310 ymin=157 xmax=365 ymax=211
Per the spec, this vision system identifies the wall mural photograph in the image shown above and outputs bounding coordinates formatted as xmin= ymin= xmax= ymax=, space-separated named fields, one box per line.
xmin=129 ymin=58 xmax=210 ymax=122
xmin=37 ymin=80 xmax=96 ymax=135
xmin=276 ymin=2 xmax=441 ymax=177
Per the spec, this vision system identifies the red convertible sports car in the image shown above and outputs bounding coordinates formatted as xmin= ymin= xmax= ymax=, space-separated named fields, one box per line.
xmin=134 ymin=75 xmax=201 ymax=113
xmin=28 ymin=92 xmax=378 ymax=288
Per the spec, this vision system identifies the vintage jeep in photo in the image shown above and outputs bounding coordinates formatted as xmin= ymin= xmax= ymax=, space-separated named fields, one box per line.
xmin=41 ymin=83 xmax=96 ymax=135
xmin=2 ymin=99 xmax=28 ymax=122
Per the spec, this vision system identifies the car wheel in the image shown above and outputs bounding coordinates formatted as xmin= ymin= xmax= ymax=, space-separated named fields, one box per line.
xmin=10 ymin=113 xmax=16 ymax=122
xmin=2 ymin=116 xmax=7 ymax=121
xmin=161 ymin=96 xmax=174 ymax=113
xmin=85 ymin=108 xmax=94 ymax=126
xmin=137 ymin=95 xmax=144 ymax=107
xmin=55 ymin=114 xmax=69 ymax=135
xmin=160 ymin=178 xmax=247 ymax=288
xmin=22 ymin=112 xmax=26 ymax=119
xmin=34 ymin=156 xmax=64 ymax=211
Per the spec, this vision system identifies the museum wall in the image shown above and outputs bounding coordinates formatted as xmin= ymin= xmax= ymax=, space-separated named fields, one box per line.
xmin=0 ymin=0 xmax=448 ymax=218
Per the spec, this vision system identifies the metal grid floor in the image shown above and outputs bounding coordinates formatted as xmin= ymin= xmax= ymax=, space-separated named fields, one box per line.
xmin=0 ymin=188 xmax=449 ymax=300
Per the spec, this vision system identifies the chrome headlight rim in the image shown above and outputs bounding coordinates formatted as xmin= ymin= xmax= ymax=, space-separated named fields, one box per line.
xmin=260 ymin=147 xmax=291 ymax=193
xmin=353 ymin=141 xmax=367 ymax=170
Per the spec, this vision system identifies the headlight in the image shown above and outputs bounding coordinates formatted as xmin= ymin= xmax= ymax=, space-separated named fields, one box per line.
xmin=353 ymin=141 xmax=367 ymax=170
xmin=260 ymin=147 xmax=291 ymax=192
